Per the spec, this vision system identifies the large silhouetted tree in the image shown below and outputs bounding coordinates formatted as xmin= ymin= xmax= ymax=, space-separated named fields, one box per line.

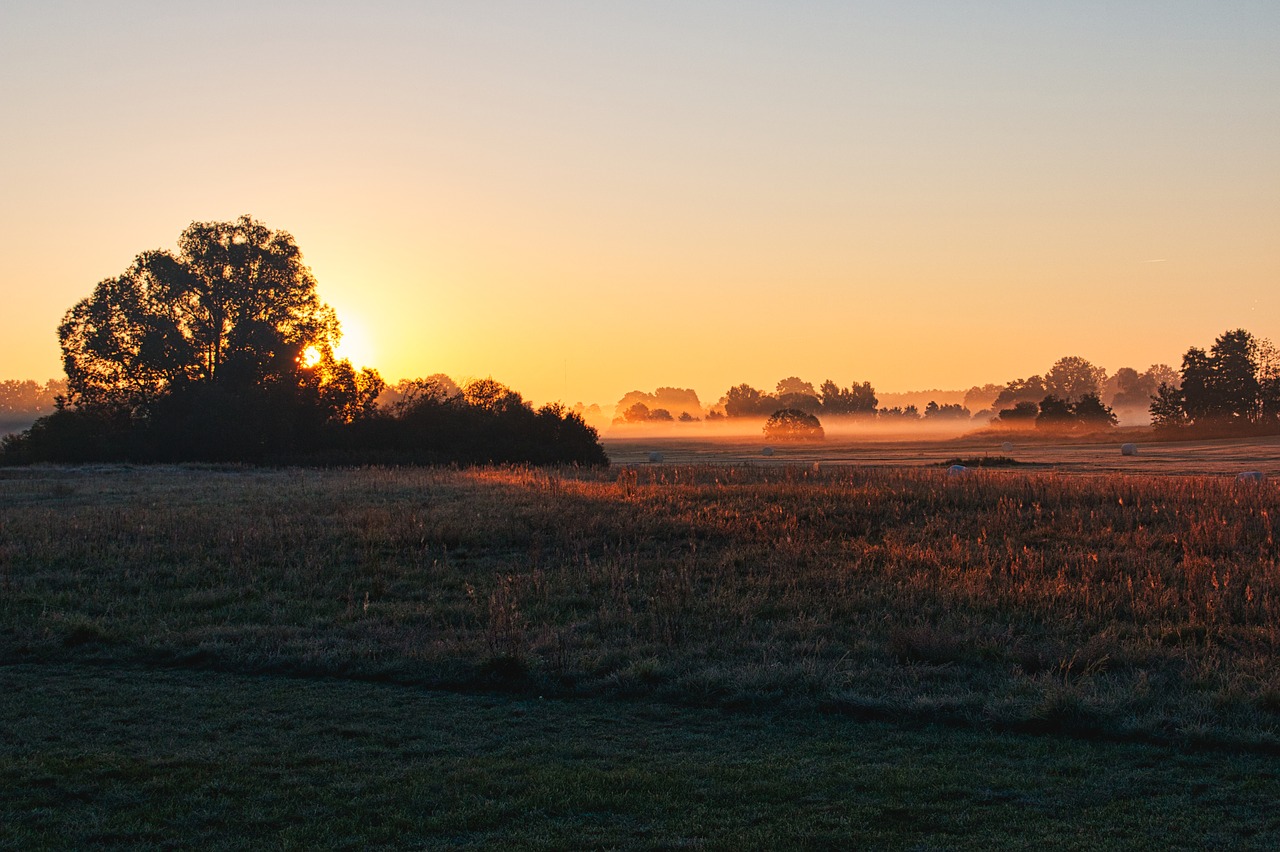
xmin=8 ymin=216 xmax=385 ymax=461
xmin=1207 ymin=329 xmax=1261 ymax=422
xmin=1150 ymin=329 xmax=1280 ymax=432
xmin=59 ymin=215 xmax=381 ymax=421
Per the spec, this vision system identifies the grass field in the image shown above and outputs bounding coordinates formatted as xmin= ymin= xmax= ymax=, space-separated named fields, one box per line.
xmin=3 ymin=452 xmax=1280 ymax=846
xmin=3 ymin=665 xmax=1278 ymax=849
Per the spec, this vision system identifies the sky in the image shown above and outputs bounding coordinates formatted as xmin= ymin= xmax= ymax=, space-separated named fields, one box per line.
xmin=2 ymin=1 xmax=1277 ymax=408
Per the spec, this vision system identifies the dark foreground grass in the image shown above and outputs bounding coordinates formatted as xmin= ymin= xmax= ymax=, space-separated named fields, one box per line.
xmin=4 ymin=464 xmax=1280 ymax=749
xmin=3 ymin=663 xmax=1279 ymax=850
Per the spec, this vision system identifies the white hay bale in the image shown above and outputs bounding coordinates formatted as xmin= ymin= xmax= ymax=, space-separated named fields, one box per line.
xmin=1001 ymin=442 xmax=1014 ymax=453
xmin=761 ymin=446 xmax=774 ymax=457
xmin=647 ymin=451 xmax=664 ymax=463
xmin=1237 ymin=471 xmax=1266 ymax=484
xmin=947 ymin=464 xmax=970 ymax=477
xmin=1121 ymin=443 xmax=1138 ymax=456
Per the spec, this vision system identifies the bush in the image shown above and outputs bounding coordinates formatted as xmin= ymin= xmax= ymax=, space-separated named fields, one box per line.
xmin=763 ymin=408 xmax=825 ymax=441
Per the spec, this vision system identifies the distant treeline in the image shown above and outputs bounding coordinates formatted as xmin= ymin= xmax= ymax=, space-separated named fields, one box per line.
xmin=0 ymin=379 xmax=66 ymax=435
xmin=979 ymin=330 xmax=1280 ymax=435
xmin=1 ymin=216 xmax=606 ymax=467
xmin=612 ymin=361 xmax=1171 ymax=428
xmin=611 ymin=335 xmax=1280 ymax=438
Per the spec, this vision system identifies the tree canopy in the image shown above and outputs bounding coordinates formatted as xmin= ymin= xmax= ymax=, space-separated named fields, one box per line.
xmin=1044 ymin=356 xmax=1106 ymax=402
xmin=763 ymin=408 xmax=824 ymax=441
xmin=58 ymin=215 xmax=379 ymax=420
xmin=1153 ymin=329 xmax=1280 ymax=431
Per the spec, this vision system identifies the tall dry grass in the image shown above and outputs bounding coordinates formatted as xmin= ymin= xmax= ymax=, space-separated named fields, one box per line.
xmin=2 ymin=463 xmax=1278 ymax=747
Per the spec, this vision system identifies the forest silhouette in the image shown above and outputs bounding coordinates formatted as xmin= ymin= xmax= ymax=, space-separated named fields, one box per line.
xmin=608 ymin=334 xmax=1280 ymax=440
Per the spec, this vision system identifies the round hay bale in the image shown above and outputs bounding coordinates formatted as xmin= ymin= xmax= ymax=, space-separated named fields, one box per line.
xmin=761 ymin=446 xmax=774 ymax=457
xmin=947 ymin=464 xmax=970 ymax=477
xmin=1001 ymin=442 xmax=1014 ymax=453
xmin=1120 ymin=443 xmax=1138 ymax=456
xmin=647 ymin=451 xmax=664 ymax=463
xmin=1237 ymin=471 xmax=1266 ymax=484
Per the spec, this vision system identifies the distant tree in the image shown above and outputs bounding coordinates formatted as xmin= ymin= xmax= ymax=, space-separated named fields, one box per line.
xmin=0 ymin=380 xmax=46 ymax=414
xmin=0 ymin=379 xmax=67 ymax=438
xmin=1030 ymin=393 xmax=1116 ymax=431
xmin=1257 ymin=341 xmax=1280 ymax=423
xmin=993 ymin=376 xmax=1047 ymax=409
xmin=724 ymin=384 xmax=777 ymax=417
xmin=621 ymin=402 xmax=652 ymax=423
xmin=819 ymin=379 xmax=878 ymax=416
xmin=1179 ymin=347 xmax=1215 ymax=423
xmin=924 ymin=401 xmax=971 ymax=420
xmin=775 ymin=377 xmax=816 ymax=397
xmin=355 ymin=377 xmax=607 ymax=466
xmin=1035 ymin=395 xmax=1075 ymax=429
xmin=463 ymin=377 xmax=526 ymax=414
xmin=1144 ymin=363 xmax=1180 ymax=391
xmin=1209 ymin=329 xmax=1261 ymax=422
xmin=763 ymin=409 xmax=824 ymax=441
xmin=877 ymin=405 xmax=920 ymax=421
xmin=615 ymin=400 xmax=686 ymax=424
xmin=677 ymin=411 xmax=699 ymax=423
xmin=652 ymin=387 xmax=703 ymax=414
xmin=1044 ymin=356 xmax=1106 ymax=402
xmin=1149 ymin=382 xmax=1187 ymax=429
xmin=0 ymin=379 xmax=66 ymax=425
xmin=776 ymin=391 xmax=822 ymax=414
xmin=773 ymin=375 xmax=822 ymax=414
xmin=571 ymin=402 xmax=608 ymax=430
xmin=378 ymin=375 xmax=460 ymax=414
xmin=616 ymin=387 xmax=704 ymax=420
xmin=962 ymin=383 xmax=1003 ymax=412
xmin=1072 ymin=393 xmax=1118 ymax=428
xmin=1177 ymin=330 xmax=1264 ymax=426
xmin=1106 ymin=367 xmax=1146 ymax=408
xmin=996 ymin=401 xmax=1039 ymax=425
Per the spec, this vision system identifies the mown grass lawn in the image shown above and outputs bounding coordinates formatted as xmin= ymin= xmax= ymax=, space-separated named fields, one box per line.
xmin=3 ymin=663 xmax=1278 ymax=850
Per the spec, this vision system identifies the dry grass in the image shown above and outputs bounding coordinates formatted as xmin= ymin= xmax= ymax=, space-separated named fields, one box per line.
xmin=3 ymin=462 xmax=1280 ymax=748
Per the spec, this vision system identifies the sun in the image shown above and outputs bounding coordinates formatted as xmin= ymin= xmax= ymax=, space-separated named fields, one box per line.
xmin=332 ymin=312 xmax=375 ymax=370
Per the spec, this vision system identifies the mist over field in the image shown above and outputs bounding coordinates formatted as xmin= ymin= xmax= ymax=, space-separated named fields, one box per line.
xmin=603 ymin=414 xmax=979 ymax=442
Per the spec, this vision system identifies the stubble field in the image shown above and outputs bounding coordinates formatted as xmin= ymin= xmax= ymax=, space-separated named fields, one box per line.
xmin=3 ymin=442 xmax=1280 ymax=847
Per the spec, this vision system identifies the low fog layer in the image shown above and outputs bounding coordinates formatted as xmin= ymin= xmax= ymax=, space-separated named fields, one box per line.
xmin=591 ymin=357 xmax=1186 ymax=438
xmin=603 ymin=415 xmax=979 ymax=442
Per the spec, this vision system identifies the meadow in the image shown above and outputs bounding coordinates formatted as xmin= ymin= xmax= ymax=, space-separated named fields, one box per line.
xmin=3 ymin=456 xmax=1280 ymax=847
